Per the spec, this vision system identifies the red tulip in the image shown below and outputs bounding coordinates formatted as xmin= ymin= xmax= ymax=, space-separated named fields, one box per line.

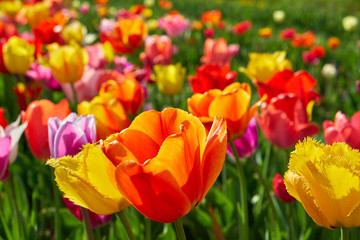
xmin=0 ymin=108 xmax=8 ymax=128
xmin=256 ymin=94 xmax=319 ymax=149
xmin=21 ymin=99 xmax=71 ymax=161
xmin=273 ymin=173 xmax=296 ymax=203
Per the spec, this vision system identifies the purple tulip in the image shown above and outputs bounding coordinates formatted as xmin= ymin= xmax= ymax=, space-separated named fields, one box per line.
xmin=227 ymin=117 xmax=258 ymax=158
xmin=0 ymin=136 xmax=11 ymax=181
xmin=48 ymin=113 xmax=96 ymax=159
xmin=63 ymin=197 xmax=112 ymax=228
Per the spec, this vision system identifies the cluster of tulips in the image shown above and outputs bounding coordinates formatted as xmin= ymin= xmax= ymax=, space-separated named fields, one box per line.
xmin=0 ymin=0 xmax=360 ymax=239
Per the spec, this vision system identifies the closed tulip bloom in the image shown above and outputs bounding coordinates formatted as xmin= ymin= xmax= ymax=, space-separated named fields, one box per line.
xmin=256 ymin=94 xmax=319 ymax=149
xmin=279 ymin=28 xmax=296 ymax=41
xmin=291 ymin=31 xmax=316 ymax=48
xmin=21 ymin=99 xmax=72 ymax=161
xmin=152 ymin=63 xmax=186 ymax=96
xmin=77 ymin=95 xmax=130 ymax=140
xmin=227 ymin=117 xmax=258 ymax=159
xmin=201 ymin=38 xmax=239 ymax=66
xmin=201 ymin=10 xmax=222 ymax=27
xmin=284 ymin=138 xmax=360 ymax=229
xmin=103 ymin=108 xmax=227 ymax=222
xmin=3 ymin=36 xmax=35 ymax=75
xmin=99 ymin=77 xmax=145 ymax=116
xmin=239 ymin=51 xmax=292 ymax=83
xmin=258 ymin=27 xmax=273 ymax=38
xmin=47 ymin=143 xmax=130 ymax=215
xmin=323 ymin=111 xmax=360 ymax=150
xmin=62 ymin=21 xmax=87 ymax=45
xmin=25 ymin=2 xmax=50 ymax=28
xmin=188 ymin=82 xmax=262 ymax=140
xmin=140 ymin=35 xmax=174 ymax=67
xmin=48 ymin=44 xmax=88 ymax=84
xmin=273 ymin=173 xmax=296 ymax=203
xmin=232 ymin=21 xmax=252 ymax=35
xmin=158 ymin=12 xmax=189 ymax=37
xmin=189 ymin=63 xmax=237 ymax=94
xmin=48 ymin=113 xmax=96 ymax=159
xmin=327 ymin=37 xmax=340 ymax=49
xmin=0 ymin=136 xmax=11 ymax=181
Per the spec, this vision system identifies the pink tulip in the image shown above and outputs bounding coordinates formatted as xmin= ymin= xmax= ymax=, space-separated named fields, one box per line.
xmin=158 ymin=13 xmax=189 ymax=37
xmin=201 ymin=38 xmax=239 ymax=66
xmin=140 ymin=35 xmax=174 ymax=68
xmin=0 ymin=136 xmax=11 ymax=181
xmin=26 ymin=63 xmax=61 ymax=91
xmin=85 ymin=43 xmax=109 ymax=69
xmin=323 ymin=111 xmax=360 ymax=150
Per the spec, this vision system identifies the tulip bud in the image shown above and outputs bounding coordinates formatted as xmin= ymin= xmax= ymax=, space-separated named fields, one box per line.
xmin=273 ymin=10 xmax=285 ymax=23
xmin=273 ymin=173 xmax=296 ymax=203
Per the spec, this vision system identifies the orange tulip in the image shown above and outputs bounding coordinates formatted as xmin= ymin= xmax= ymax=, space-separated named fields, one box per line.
xmin=77 ymin=94 xmax=130 ymax=141
xmin=99 ymin=73 xmax=145 ymax=116
xmin=21 ymin=99 xmax=71 ymax=161
xmin=103 ymin=108 xmax=227 ymax=223
xmin=187 ymin=82 xmax=262 ymax=141
xmin=291 ymin=31 xmax=316 ymax=48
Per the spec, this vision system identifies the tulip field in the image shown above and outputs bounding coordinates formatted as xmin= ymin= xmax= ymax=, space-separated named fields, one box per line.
xmin=1 ymin=0 xmax=360 ymax=239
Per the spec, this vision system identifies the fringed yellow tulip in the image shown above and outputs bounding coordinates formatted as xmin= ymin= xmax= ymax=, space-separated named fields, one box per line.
xmin=48 ymin=44 xmax=88 ymax=84
xmin=3 ymin=36 xmax=35 ymax=75
xmin=47 ymin=144 xmax=130 ymax=215
xmin=239 ymin=51 xmax=292 ymax=83
xmin=284 ymin=138 xmax=360 ymax=229
xmin=152 ymin=63 xmax=186 ymax=96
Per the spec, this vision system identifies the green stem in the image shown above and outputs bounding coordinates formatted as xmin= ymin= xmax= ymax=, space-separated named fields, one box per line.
xmin=70 ymin=83 xmax=78 ymax=107
xmin=6 ymin=177 xmax=23 ymax=239
xmin=117 ymin=211 xmax=136 ymax=240
xmin=222 ymin=163 xmax=227 ymax=196
xmin=50 ymin=168 xmax=61 ymax=240
xmin=341 ymin=228 xmax=350 ymax=240
xmin=249 ymin=156 xmax=277 ymax=224
xmin=286 ymin=204 xmax=296 ymax=240
xmin=173 ymin=218 xmax=186 ymax=240
xmin=145 ymin=217 xmax=151 ymax=240
xmin=230 ymin=142 xmax=249 ymax=240
xmin=80 ymin=207 xmax=94 ymax=240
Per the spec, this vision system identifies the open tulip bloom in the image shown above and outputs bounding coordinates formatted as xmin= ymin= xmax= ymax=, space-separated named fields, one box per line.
xmin=47 ymin=108 xmax=227 ymax=223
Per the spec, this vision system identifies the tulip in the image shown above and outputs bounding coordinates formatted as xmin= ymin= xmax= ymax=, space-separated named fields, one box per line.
xmin=152 ymin=63 xmax=186 ymax=96
xmin=239 ymin=51 xmax=292 ymax=83
xmin=0 ymin=43 xmax=9 ymax=74
xmin=203 ymin=28 xmax=215 ymax=38
xmin=48 ymin=113 xmax=96 ymax=159
xmin=273 ymin=173 xmax=296 ymax=203
xmin=188 ymin=63 xmax=237 ymax=94
xmin=0 ymin=136 xmax=11 ymax=181
xmin=279 ymin=28 xmax=296 ymax=40
xmin=62 ymin=21 xmax=87 ymax=45
xmin=62 ymin=197 xmax=112 ymax=228
xmin=256 ymin=94 xmax=319 ymax=149
xmin=3 ymin=36 xmax=35 ymax=75
xmin=273 ymin=10 xmax=285 ymax=23
xmin=256 ymin=69 xmax=320 ymax=106
xmin=227 ymin=117 xmax=258 ymax=158
xmin=291 ymin=31 xmax=316 ymax=48
xmin=99 ymin=76 xmax=145 ymax=116
xmin=48 ymin=44 xmax=88 ymax=84
xmin=140 ymin=35 xmax=174 ymax=68
xmin=327 ymin=37 xmax=340 ymax=49
xmin=258 ymin=27 xmax=273 ymax=38
xmin=232 ymin=21 xmax=252 ymax=35
xmin=323 ymin=111 xmax=360 ymax=150
xmin=284 ymin=138 xmax=360 ymax=229
xmin=47 ymin=143 xmax=130 ymax=215
xmin=342 ymin=16 xmax=358 ymax=31
xmin=79 ymin=3 xmax=90 ymax=14
xmin=77 ymin=95 xmax=130 ymax=141
xmin=201 ymin=38 xmax=239 ymax=66
xmin=158 ymin=0 xmax=172 ymax=9
xmin=201 ymin=10 xmax=222 ymax=27
xmin=158 ymin=12 xmax=189 ymax=37
xmin=0 ymin=108 xmax=8 ymax=128
xmin=25 ymin=2 xmax=50 ymax=28
xmin=32 ymin=17 xmax=65 ymax=46
xmin=26 ymin=63 xmax=61 ymax=91
xmin=188 ymin=82 xmax=262 ymax=140
xmin=0 ymin=1 xmax=22 ymax=17
xmin=21 ymin=99 xmax=72 ymax=161
xmin=102 ymin=108 xmax=227 ymax=222
xmin=321 ymin=64 xmax=337 ymax=79
xmin=85 ymin=43 xmax=112 ymax=69
xmin=302 ymin=50 xmax=319 ymax=65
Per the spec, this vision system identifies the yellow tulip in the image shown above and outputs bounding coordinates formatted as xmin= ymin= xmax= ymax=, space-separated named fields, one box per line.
xmin=0 ymin=0 xmax=22 ymax=17
xmin=284 ymin=138 xmax=360 ymax=229
xmin=62 ymin=21 xmax=87 ymax=45
xmin=25 ymin=2 xmax=50 ymax=28
xmin=47 ymin=144 xmax=130 ymax=215
xmin=48 ymin=44 xmax=88 ymax=84
xmin=239 ymin=51 xmax=292 ymax=83
xmin=3 ymin=36 xmax=35 ymax=75
xmin=152 ymin=63 xmax=186 ymax=96
xmin=102 ymin=41 xmax=114 ymax=63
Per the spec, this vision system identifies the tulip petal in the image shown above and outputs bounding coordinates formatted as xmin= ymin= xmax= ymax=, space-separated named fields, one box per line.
xmin=115 ymin=160 xmax=191 ymax=223
xmin=0 ymin=136 xmax=11 ymax=181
